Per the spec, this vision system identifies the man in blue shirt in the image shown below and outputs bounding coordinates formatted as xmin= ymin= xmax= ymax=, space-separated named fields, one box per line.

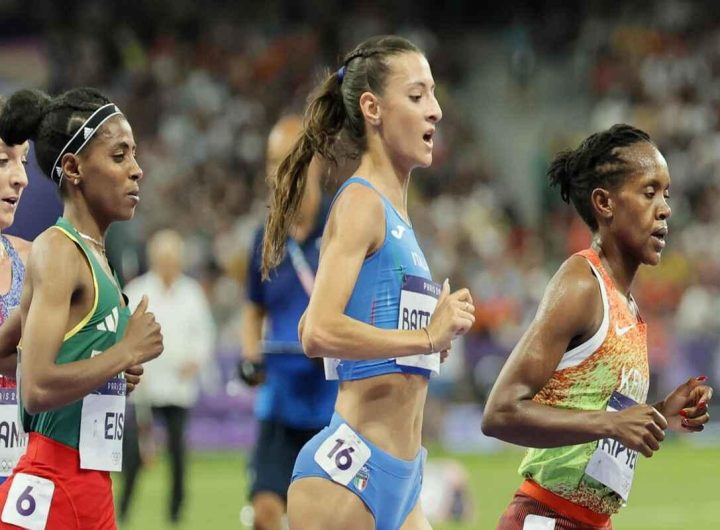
xmin=239 ymin=115 xmax=337 ymax=530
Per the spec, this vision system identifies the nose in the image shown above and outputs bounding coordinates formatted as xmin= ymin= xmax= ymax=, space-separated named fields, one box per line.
xmin=658 ymin=197 xmax=671 ymax=220
xmin=10 ymin=161 xmax=29 ymax=190
xmin=130 ymin=155 xmax=144 ymax=181
xmin=428 ymin=93 xmax=442 ymax=124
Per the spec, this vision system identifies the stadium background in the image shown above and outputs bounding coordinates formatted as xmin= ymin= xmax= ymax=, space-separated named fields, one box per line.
xmin=1 ymin=1 xmax=719 ymax=528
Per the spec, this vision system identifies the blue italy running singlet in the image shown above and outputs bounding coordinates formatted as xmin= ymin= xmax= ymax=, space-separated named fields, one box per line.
xmin=325 ymin=177 xmax=441 ymax=382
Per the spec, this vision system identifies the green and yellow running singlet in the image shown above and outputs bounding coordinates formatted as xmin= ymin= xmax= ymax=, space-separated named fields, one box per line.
xmin=20 ymin=217 xmax=130 ymax=451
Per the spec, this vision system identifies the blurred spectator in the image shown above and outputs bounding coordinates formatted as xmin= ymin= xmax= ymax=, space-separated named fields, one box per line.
xmin=119 ymin=229 xmax=215 ymax=524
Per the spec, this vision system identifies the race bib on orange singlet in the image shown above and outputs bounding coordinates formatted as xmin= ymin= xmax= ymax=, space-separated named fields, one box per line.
xmin=585 ymin=391 xmax=639 ymax=501
xmin=0 ymin=387 xmax=27 ymax=477
xmin=1 ymin=473 xmax=55 ymax=530
xmin=79 ymin=375 xmax=126 ymax=471
xmin=395 ymin=275 xmax=441 ymax=373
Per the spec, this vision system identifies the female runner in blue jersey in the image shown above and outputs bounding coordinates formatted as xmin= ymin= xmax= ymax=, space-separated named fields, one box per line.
xmin=0 ymin=96 xmax=32 ymax=485
xmin=262 ymin=35 xmax=476 ymax=530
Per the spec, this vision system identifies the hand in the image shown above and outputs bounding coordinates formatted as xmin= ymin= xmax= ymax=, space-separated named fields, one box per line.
xmin=125 ymin=364 xmax=144 ymax=394
xmin=238 ymin=359 xmax=266 ymax=386
xmin=610 ymin=404 xmax=667 ymax=458
xmin=123 ymin=295 xmax=164 ymax=365
xmin=426 ymin=280 xmax=475 ymax=353
xmin=657 ymin=376 xmax=713 ymax=433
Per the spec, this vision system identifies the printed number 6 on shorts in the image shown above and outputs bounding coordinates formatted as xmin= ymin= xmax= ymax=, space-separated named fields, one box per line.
xmin=314 ymin=424 xmax=371 ymax=486
xmin=1 ymin=473 xmax=55 ymax=530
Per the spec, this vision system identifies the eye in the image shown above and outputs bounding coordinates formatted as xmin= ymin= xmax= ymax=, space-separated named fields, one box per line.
xmin=21 ymin=157 xmax=28 ymax=165
xmin=409 ymin=95 xmax=422 ymax=102
xmin=0 ymin=158 xmax=7 ymax=167
xmin=644 ymin=189 xmax=655 ymax=198
xmin=113 ymin=153 xmax=125 ymax=162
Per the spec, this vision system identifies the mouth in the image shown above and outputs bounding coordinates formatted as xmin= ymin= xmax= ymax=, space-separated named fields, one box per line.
xmin=650 ymin=226 xmax=668 ymax=249
xmin=1 ymin=197 xmax=19 ymax=209
xmin=127 ymin=190 xmax=140 ymax=205
xmin=423 ymin=129 xmax=435 ymax=149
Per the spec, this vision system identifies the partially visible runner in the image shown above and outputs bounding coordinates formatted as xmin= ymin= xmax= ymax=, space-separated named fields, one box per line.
xmin=0 ymin=95 xmax=31 ymax=484
xmin=482 ymin=124 xmax=713 ymax=530
xmin=0 ymin=87 xmax=163 ymax=529
xmin=240 ymin=115 xmax=337 ymax=530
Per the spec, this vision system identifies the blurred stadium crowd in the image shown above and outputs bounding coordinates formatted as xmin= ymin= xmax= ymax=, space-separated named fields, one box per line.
xmin=1 ymin=0 xmax=719 ymax=448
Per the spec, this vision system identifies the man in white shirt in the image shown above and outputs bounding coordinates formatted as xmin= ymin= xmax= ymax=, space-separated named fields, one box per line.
xmin=119 ymin=229 xmax=215 ymax=525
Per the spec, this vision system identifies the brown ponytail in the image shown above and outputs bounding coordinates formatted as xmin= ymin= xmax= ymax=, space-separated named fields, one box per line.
xmin=261 ymin=71 xmax=345 ymax=278
xmin=261 ymin=35 xmax=422 ymax=278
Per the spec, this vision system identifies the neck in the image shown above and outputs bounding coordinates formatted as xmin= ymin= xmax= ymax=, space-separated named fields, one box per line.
xmin=355 ymin=143 xmax=411 ymax=221
xmin=159 ymin=272 xmax=178 ymax=289
xmin=592 ymin=234 xmax=639 ymax=295
xmin=63 ymin=200 xmax=108 ymax=241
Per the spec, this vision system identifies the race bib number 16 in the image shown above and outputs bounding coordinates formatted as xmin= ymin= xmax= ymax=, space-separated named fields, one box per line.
xmin=1 ymin=473 xmax=55 ymax=530
xmin=314 ymin=423 xmax=371 ymax=486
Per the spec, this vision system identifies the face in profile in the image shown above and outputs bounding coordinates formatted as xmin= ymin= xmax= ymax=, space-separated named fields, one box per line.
xmin=0 ymin=139 xmax=29 ymax=230
xmin=608 ymin=142 xmax=672 ymax=266
xmin=76 ymin=116 xmax=143 ymax=222
xmin=374 ymin=52 xmax=443 ymax=171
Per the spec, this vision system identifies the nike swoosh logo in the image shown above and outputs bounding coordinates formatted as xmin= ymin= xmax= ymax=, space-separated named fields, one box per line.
xmin=615 ymin=323 xmax=635 ymax=336
xmin=391 ymin=225 xmax=406 ymax=239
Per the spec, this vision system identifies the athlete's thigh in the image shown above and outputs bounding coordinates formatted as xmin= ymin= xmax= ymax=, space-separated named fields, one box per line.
xmin=287 ymin=477 xmax=374 ymax=530
xmin=399 ymin=501 xmax=432 ymax=530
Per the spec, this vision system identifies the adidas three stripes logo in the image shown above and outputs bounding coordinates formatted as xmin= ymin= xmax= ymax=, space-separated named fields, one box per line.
xmin=97 ymin=307 xmax=119 ymax=333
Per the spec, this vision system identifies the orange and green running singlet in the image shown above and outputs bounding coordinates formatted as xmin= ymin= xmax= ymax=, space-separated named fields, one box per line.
xmin=518 ymin=248 xmax=649 ymax=514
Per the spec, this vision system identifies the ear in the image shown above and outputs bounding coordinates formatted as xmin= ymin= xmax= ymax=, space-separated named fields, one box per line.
xmin=359 ymin=91 xmax=381 ymax=127
xmin=61 ymin=153 xmax=81 ymax=184
xmin=591 ymin=187 xmax=613 ymax=223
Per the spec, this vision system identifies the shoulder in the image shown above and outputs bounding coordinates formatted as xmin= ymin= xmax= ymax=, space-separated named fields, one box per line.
xmin=538 ymin=254 xmax=602 ymax=323
xmin=328 ymin=182 xmax=385 ymax=227
xmin=4 ymin=235 xmax=32 ymax=265
xmin=25 ymin=228 xmax=85 ymax=285
xmin=30 ymin=228 xmax=83 ymax=262
xmin=554 ymin=255 xmax=599 ymax=292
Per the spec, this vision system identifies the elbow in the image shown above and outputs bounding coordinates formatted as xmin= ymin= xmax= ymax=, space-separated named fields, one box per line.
xmin=481 ymin=399 xmax=516 ymax=439
xmin=301 ymin=321 xmax=332 ymax=359
xmin=22 ymin=383 xmax=50 ymax=415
